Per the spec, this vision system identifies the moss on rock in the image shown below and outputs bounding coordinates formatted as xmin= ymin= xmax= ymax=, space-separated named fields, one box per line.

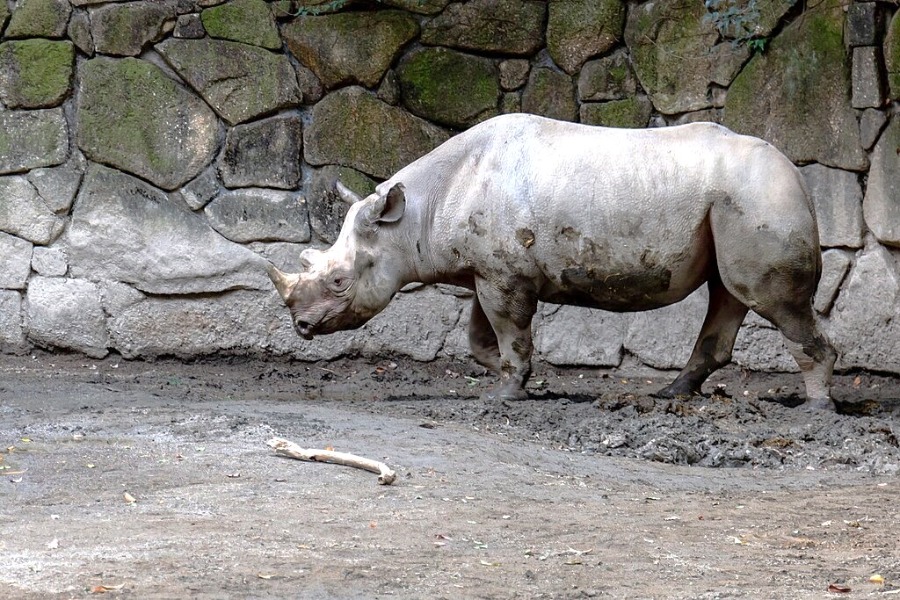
xmin=201 ymin=0 xmax=281 ymax=50
xmin=723 ymin=0 xmax=865 ymax=170
xmin=0 ymin=39 xmax=74 ymax=109
xmin=76 ymin=57 xmax=218 ymax=190
xmin=397 ymin=47 xmax=500 ymax=129
xmin=580 ymin=97 xmax=652 ymax=128
xmin=886 ymin=12 xmax=900 ymax=100
xmin=5 ymin=0 xmax=70 ymax=39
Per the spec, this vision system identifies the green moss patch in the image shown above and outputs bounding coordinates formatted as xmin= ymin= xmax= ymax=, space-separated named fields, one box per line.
xmin=0 ymin=39 xmax=74 ymax=109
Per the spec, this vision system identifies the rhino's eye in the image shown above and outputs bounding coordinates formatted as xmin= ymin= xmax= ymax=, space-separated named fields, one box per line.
xmin=329 ymin=274 xmax=352 ymax=293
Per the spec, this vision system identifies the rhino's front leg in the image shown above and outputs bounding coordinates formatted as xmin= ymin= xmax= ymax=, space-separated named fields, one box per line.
xmin=474 ymin=276 xmax=538 ymax=401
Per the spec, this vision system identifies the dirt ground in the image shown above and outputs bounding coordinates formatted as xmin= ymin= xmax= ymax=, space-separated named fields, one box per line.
xmin=1 ymin=351 xmax=899 ymax=599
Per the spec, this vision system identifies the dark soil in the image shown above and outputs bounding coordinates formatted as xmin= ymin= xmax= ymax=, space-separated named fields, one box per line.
xmin=1 ymin=352 xmax=898 ymax=599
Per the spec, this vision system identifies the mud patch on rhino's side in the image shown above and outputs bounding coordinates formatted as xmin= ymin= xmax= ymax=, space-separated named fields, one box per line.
xmin=515 ymin=227 xmax=535 ymax=248
xmin=556 ymin=265 xmax=673 ymax=311
xmin=468 ymin=212 xmax=487 ymax=236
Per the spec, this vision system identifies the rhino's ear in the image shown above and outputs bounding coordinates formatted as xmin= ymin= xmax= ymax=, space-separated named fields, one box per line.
xmin=335 ymin=181 xmax=362 ymax=205
xmin=373 ymin=183 xmax=406 ymax=224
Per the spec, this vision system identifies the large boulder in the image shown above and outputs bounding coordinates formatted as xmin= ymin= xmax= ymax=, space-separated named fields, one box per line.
xmin=0 ymin=176 xmax=65 ymax=244
xmin=219 ymin=115 xmax=303 ymax=189
xmin=304 ymin=86 xmax=450 ymax=179
xmin=827 ymin=244 xmax=900 ymax=372
xmin=723 ymin=1 xmax=867 ymax=171
xmin=0 ymin=108 xmax=68 ymax=175
xmin=89 ymin=1 xmax=174 ymax=56
xmin=625 ymin=0 xmax=747 ymax=114
xmin=201 ymin=0 xmax=280 ymax=49
xmin=396 ymin=47 xmax=500 ymax=129
xmin=24 ymin=276 xmax=109 ymax=359
xmin=76 ymin=57 xmax=218 ymax=191
xmin=0 ymin=39 xmax=74 ymax=109
xmin=204 ymin=189 xmax=311 ymax=244
xmin=67 ymin=164 xmax=270 ymax=295
xmin=547 ymin=0 xmax=625 ymax=74
xmin=158 ymin=38 xmax=301 ymax=125
xmin=283 ymin=11 xmax=418 ymax=90
xmin=863 ymin=119 xmax=900 ymax=247
xmin=421 ymin=0 xmax=545 ymax=55
xmin=5 ymin=0 xmax=71 ymax=39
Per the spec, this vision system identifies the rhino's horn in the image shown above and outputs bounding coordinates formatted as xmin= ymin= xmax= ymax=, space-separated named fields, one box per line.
xmin=266 ymin=262 xmax=300 ymax=302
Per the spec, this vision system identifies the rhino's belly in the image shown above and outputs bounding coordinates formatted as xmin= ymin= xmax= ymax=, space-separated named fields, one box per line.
xmin=535 ymin=248 xmax=712 ymax=312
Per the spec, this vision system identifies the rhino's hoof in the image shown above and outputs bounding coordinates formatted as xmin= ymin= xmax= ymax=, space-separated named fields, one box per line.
xmin=800 ymin=396 xmax=837 ymax=412
xmin=480 ymin=386 xmax=528 ymax=402
xmin=652 ymin=383 xmax=701 ymax=400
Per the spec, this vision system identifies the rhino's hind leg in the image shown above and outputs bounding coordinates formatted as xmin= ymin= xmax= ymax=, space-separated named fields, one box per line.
xmin=757 ymin=304 xmax=837 ymax=411
xmin=468 ymin=296 xmax=501 ymax=372
xmin=657 ymin=279 xmax=748 ymax=398
xmin=473 ymin=276 xmax=537 ymax=401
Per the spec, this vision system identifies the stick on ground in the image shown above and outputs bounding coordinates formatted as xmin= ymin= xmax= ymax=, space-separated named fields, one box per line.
xmin=266 ymin=438 xmax=397 ymax=485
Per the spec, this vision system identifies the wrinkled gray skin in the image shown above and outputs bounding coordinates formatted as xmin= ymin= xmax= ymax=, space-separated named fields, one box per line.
xmin=269 ymin=114 xmax=836 ymax=410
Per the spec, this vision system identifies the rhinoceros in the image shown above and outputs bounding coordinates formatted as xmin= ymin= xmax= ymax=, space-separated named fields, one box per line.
xmin=268 ymin=114 xmax=837 ymax=410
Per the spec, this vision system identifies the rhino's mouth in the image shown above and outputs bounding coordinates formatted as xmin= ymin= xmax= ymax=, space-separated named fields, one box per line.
xmin=294 ymin=320 xmax=315 ymax=340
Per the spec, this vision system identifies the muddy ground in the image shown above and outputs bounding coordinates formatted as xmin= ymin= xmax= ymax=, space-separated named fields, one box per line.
xmin=1 ymin=351 xmax=899 ymax=599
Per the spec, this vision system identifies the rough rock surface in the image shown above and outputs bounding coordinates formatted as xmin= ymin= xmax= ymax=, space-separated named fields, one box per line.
xmin=723 ymin=1 xmax=867 ymax=170
xmin=283 ymin=11 xmax=418 ymax=89
xmin=201 ymin=0 xmax=280 ymax=49
xmin=67 ymin=165 xmax=269 ymax=295
xmin=0 ymin=39 xmax=74 ymax=109
xmin=421 ymin=0 xmax=545 ymax=55
xmin=396 ymin=47 xmax=500 ymax=128
xmin=546 ymin=0 xmax=624 ymax=74
xmin=863 ymin=118 xmax=900 ymax=246
xmin=521 ymin=65 xmax=577 ymax=122
xmin=219 ymin=115 xmax=303 ymax=190
xmin=304 ymin=86 xmax=450 ymax=179
xmin=76 ymin=57 xmax=218 ymax=191
xmin=158 ymin=38 xmax=301 ymax=125
xmin=24 ymin=276 xmax=109 ymax=358
xmin=0 ymin=109 xmax=68 ymax=174
xmin=204 ymin=189 xmax=310 ymax=244
xmin=89 ymin=2 xmax=174 ymax=56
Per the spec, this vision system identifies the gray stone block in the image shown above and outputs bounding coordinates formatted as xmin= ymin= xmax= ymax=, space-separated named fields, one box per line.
xmin=499 ymin=59 xmax=530 ymax=91
xmin=178 ymin=168 xmax=219 ymax=211
xmin=624 ymin=289 xmax=705 ymax=370
xmin=205 ymin=189 xmax=310 ymax=244
xmin=68 ymin=164 xmax=270 ymax=294
xmin=800 ymin=164 xmax=864 ymax=248
xmin=26 ymin=155 xmax=85 ymax=214
xmin=0 ymin=232 xmax=33 ymax=290
xmin=846 ymin=2 xmax=885 ymax=47
xmin=360 ymin=287 xmax=462 ymax=362
xmin=859 ymin=108 xmax=888 ymax=150
xmin=0 ymin=176 xmax=65 ymax=245
xmin=814 ymin=249 xmax=851 ymax=315
xmin=0 ymin=109 xmax=68 ymax=175
xmin=534 ymin=304 xmax=627 ymax=367
xmin=174 ymin=13 xmax=205 ymax=39
xmin=578 ymin=50 xmax=637 ymax=102
xmin=24 ymin=276 xmax=109 ymax=358
xmin=0 ymin=290 xmax=28 ymax=354
xmin=863 ymin=119 xmax=900 ymax=246
xmin=31 ymin=246 xmax=67 ymax=277
xmin=826 ymin=244 xmax=900 ymax=372
xmin=219 ymin=115 xmax=303 ymax=190
xmin=89 ymin=2 xmax=174 ymax=57
xmin=851 ymin=46 xmax=885 ymax=109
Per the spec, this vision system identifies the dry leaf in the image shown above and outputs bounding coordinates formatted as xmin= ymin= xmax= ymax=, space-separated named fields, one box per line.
xmin=827 ymin=583 xmax=851 ymax=593
xmin=123 ymin=492 xmax=136 ymax=504
xmin=257 ymin=573 xmax=275 ymax=580
xmin=853 ymin=375 xmax=862 ymax=388
xmin=871 ymin=574 xmax=885 ymax=584
xmin=90 ymin=583 xmax=125 ymax=594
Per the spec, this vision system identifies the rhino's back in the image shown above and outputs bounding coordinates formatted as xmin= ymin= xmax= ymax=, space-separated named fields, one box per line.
xmin=394 ymin=114 xmax=811 ymax=311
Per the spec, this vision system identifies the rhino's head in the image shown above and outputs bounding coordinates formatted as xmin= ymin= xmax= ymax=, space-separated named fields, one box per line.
xmin=268 ymin=181 xmax=407 ymax=340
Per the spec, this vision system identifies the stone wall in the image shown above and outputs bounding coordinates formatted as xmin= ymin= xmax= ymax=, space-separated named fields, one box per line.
xmin=1 ymin=0 xmax=899 ymax=375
